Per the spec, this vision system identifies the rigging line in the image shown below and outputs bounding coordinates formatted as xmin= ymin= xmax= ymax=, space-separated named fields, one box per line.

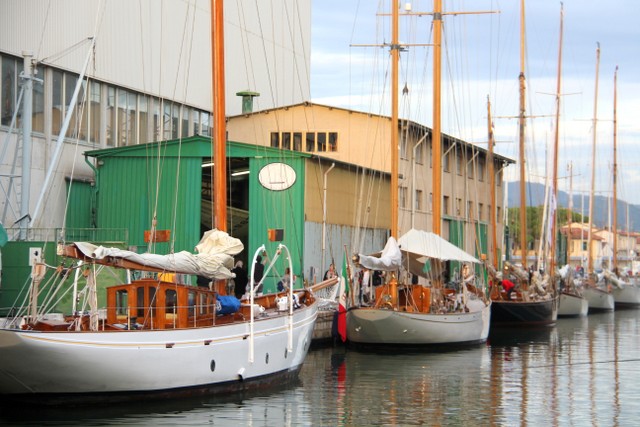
xmin=35 ymin=0 xmax=51 ymax=60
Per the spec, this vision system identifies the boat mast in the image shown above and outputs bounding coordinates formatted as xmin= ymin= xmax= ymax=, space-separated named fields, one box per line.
xmin=432 ymin=0 xmax=443 ymax=236
xmin=518 ymin=0 xmax=528 ymax=269
xmin=567 ymin=161 xmax=573 ymax=266
xmin=212 ymin=0 xmax=227 ymax=232
xmin=587 ymin=43 xmax=600 ymax=276
xmin=612 ymin=66 xmax=618 ymax=273
xmin=391 ymin=2 xmax=399 ymax=238
xmin=487 ymin=96 xmax=497 ymax=268
xmin=549 ymin=4 xmax=564 ymax=274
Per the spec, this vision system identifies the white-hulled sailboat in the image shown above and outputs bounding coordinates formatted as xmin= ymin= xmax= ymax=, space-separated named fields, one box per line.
xmin=0 ymin=0 xmax=322 ymax=404
xmin=346 ymin=1 xmax=491 ymax=347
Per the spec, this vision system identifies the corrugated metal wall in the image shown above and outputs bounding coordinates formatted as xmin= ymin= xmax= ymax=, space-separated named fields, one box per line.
xmin=95 ymin=155 xmax=201 ymax=254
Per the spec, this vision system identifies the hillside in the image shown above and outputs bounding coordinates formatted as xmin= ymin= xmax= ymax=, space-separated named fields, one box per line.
xmin=506 ymin=182 xmax=640 ymax=232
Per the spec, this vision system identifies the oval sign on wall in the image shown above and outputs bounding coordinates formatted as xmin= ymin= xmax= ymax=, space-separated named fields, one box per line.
xmin=258 ymin=163 xmax=297 ymax=191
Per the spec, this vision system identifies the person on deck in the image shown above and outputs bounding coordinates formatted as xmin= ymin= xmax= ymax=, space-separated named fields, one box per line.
xmin=231 ymin=260 xmax=248 ymax=299
xmin=324 ymin=263 xmax=337 ymax=281
xmin=501 ymin=278 xmax=516 ymax=299
xmin=252 ymin=255 xmax=265 ymax=296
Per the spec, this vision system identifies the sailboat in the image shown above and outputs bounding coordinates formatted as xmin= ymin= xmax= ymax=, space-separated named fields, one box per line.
xmin=487 ymin=0 xmax=558 ymax=326
xmin=581 ymin=43 xmax=615 ymax=312
xmin=550 ymin=6 xmax=588 ymax=317
xmin=345 ymin=1 xmax=491 ymax=347
xmin=607 ymin=66 xmax=640 ymax=307
xmin=0 ymin=0 xmax=320 ymax=403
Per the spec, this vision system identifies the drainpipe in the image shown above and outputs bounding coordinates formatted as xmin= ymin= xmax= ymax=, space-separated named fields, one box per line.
xmin=322 ymin=163 xmax=335 ymax=277
xmin=411 ymin=133 xmax=428 ymax=229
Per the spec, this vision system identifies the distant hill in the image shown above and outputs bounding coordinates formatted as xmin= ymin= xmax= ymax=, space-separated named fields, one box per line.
xmin=507 ymin=181 xmax=640 ymax=232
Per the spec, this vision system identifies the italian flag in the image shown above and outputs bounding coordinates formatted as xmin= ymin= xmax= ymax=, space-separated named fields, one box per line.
xmin=337 ymin=252 xmax=350 ymax=342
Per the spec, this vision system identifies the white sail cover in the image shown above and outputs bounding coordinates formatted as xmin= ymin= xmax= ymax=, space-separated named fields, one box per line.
xmin=397 ymin=228 xmax=480 ymax=264
xmin=357 ymin=236 xmax=403 ymax=272
xmin=71 ymin=229 xmax=243 ymax=279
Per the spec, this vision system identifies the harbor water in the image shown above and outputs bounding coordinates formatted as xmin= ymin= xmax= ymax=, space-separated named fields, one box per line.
xmin=1 ymin=309 xmax=639 ymax=426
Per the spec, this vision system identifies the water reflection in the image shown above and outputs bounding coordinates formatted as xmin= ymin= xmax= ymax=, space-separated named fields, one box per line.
xmin=1 ymin=310 xmax=639 ymax=426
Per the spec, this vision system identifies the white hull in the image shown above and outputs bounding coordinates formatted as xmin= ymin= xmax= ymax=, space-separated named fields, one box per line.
xmin=0 ymin=304 xmax=317 ymax=397
xmin=583 ymin=287 xmax=615 ymax=311
xmin=558 ymin=292 xmax=588 ymax=317
xmin=612 ymin=284 xmax=640 ymax=307
xmin=346 ymin=302 xmax=491 ymax=346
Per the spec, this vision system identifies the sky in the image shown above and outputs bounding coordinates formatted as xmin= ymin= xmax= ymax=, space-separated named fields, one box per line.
xmin=309 ymin=0 xmax=640 ymax=207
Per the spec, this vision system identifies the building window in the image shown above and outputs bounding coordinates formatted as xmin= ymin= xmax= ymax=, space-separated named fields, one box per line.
xmin=1 ymin=55 xmax=17 ymax=126
xmin=399 ymin=186 xmax=408 ymax=209
xmin=191 ymin=108 xmax=200 ymax=136
xmin=497 ymin=169 xmax=502 ymax=186
xmin=106 ymin=86 xmax=116 ymax=146
xmin=582 ymin=241 xmax=588 ymax=251
xmin=497 ymin=206 xmax=501 ymax=223
xmin=118 ymin=88 xmax=137 ymax=146
xmin=467 ymin=157 xmax=474 ymax=179
xmin=415 ymin=189 xmax=423 ymax=211
xmin=478 ymin=203 xmax=484 ymax=221
xmin=88 ymin=80 xmax=101 ymax=143
xmin=270 ymin=132 xmax=280 ymax=148
xmin=282 ymin=132 xmax=291 ymax=150
xmin=415 ymin=139 xmax=424 ymax=164
xmin=443 ymin=195 xmax=450 ymax=215
xmin=443 ymin=150 xmax=450 ymax=173
xmin=328 ymin=132 xmax=338 ymax=152
xmin=478 ymin=158 xmax=485 ymax=181
xmin=468 ymin=201 xmax=473 ymax=218
xmin=293 ymin=132 xmax=302 ymax=151
xmin=456 ymin=153 xmax=463 ymax=175
xmin=306 ymin=132 xmax=315 ymax=151
xmin=32 ymin=65 xmax=44 ymax=133
xmin=152 ymin=98 xmax=162 ymax=141
xmin=456 ymin=198 xmax=462 ymax=216
xmin=317 ymin=132 xmax=327 ymax=152
xmin=400 ymin=135 xmax=408 ymax=160
xmin=429 ymin=192 xmax=433 ymax=212
xmin=201 ymin=111 xmax=211 ymax=137
xmin=181 ymin=105 xmax=190 ymax=138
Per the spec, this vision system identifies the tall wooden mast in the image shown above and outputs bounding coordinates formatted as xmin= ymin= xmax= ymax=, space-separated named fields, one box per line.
xmin=212 ymin=0 xmax=227 ymax=231
xmin=390 ymin=2 xmax=399 ymax=238
xmin=612 ymin=66 xmax=618 ymax=273
xmin=518 ymin=0 xmax=528 ymax=268
xmin=549 ymin=4 xmax=564 ymax=274
xmin=487 ymin=97 xmax=498 ymax=268
xmin=587 ymin=44 xmax=600 ymax=275
xmin=432 ymin=0 xmax=443 ymax=236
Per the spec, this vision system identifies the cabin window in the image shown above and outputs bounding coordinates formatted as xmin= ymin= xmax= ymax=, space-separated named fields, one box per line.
xmin=293 ymin=132 xmax=302 ymax=151
xmin=136 ymin=286 xmax=145 ymax=317
xmin=270 ymin=132 xmax=280 ymax=148
xmin=188 ymin=291 xmax=196 ymax=317
xmin=198 ymin=293 xmax=210 ymax=315
xmin=116 ymin=289 xmax=129 ymax=316
xmin=149 ymin=286 xmax=157 ymax=313
xmin=166 ymin=289 xmax=177 ymax=315
xmin=306 ymin=132 xmax=315 ymax=151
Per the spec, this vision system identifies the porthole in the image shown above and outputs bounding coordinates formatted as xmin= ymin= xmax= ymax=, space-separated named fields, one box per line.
xmin=265 ymin=353 xmax=269 ymax=364
xmin=210 ymin=360 xmax=216 ymax=372
xmin=284 ymin=348 xmax=288 ymax=359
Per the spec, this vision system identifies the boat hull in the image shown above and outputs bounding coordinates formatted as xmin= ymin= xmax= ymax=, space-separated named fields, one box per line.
xmin=558 ymin=292 xmax=589 ymax=317
xmin=611 ymin=284 xmax=640 ymax=307
xmin=345 ymin=303 xmax=491 ymax=346
xmin=0 ymin=304 xmax=317 ymax=402
xmin=490 ymin=297 xmax=558 ymax=326
xmin=583 ymin=287 xmax=614 ymax=311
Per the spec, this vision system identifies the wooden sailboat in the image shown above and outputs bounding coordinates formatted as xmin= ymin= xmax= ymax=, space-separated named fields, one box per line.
xmin=608 ymin=66 xmax=640 ymax=307
xmin=551 ymin=6 xmax=588 ymax=317
xmin=582 ymin=43 xmax=615 ymax=312
xmin=345 ymin=1 xmax=491 ymax=347
xmin=488 ymin=0 xmax=558 ymax=326
xmin=0 ymin=0 xmax=323 ymax=403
